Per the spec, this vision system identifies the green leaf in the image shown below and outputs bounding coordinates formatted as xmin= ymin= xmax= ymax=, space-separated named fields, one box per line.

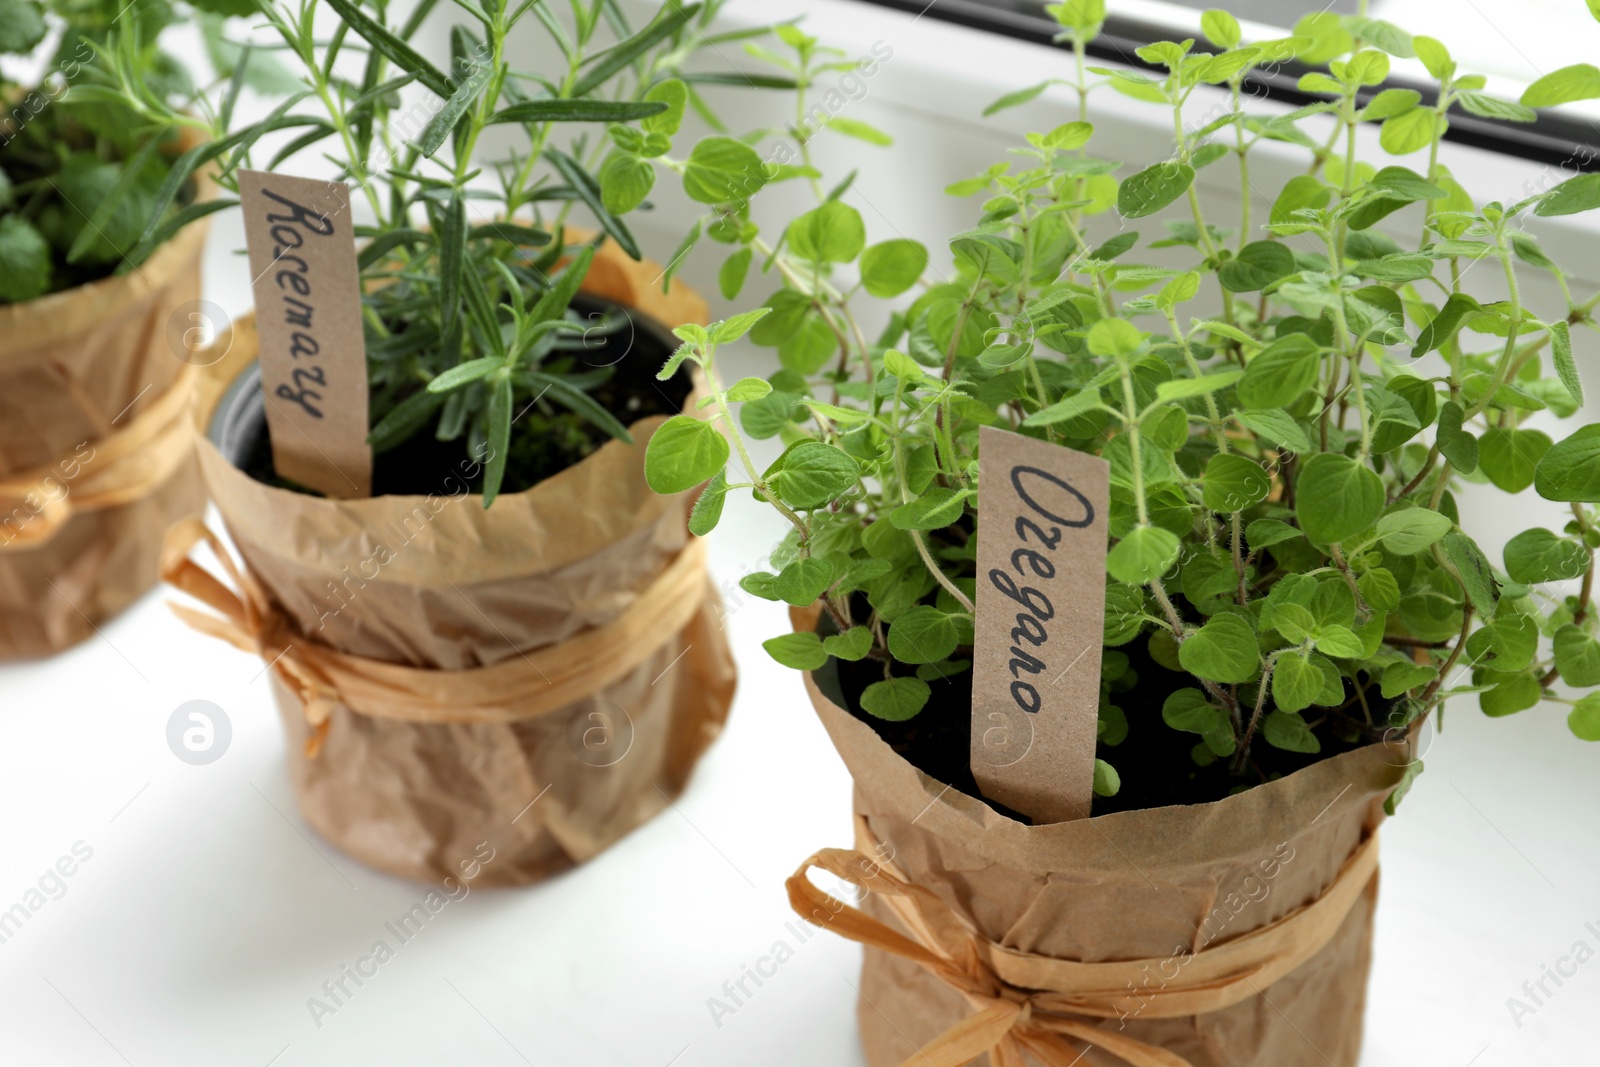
xmin=1379 ymin=106 xmax=1442 ymax=155
xmin=1381 ymin=661 xmax=1438 ymax=698
xmin=1384 ymin=759 xmax=1424 ymax=815
xmin=883 ymin=349 xmax=925 ymax=381
xmin=1478 ymin=429 xmax=1552 ymax=494
xmin=434 ymin=190 xmax=467 ymax=343
xmin=725 ymin=377 xmax=771 ymax=403
xmin=420 ymin=58 xmax=494 ymax=157
xmin=1314 ymin=626 xmax=1366 ymax=659
xmin=711 ymin=308 xmax=774 ymax=344
xmin=1117 ymin=162 xmax=1195 ymax=218
xmin=1569 ymin=694 xmax=1600 ymax=741
xmin=788 ymin=201 xmax=866 ymax=263
xmin=1536 ymin=173 xmax=1600 ymax=217
xmin=1202 ymin=454 xmax=1270 ymax=513
xmin=718 ymin=248 xmax=753 ymax=300
xmin=1023 ymin=388 xmax=1102 ymax=427
xmin=1466 ymin=615 xmax=1539 ymax=673
xmin=860 ymin=239 xmax=929 ymax=297
xmin=983 ymin=80 xmax=1057 ymax=116
xmin=763 ymin=632 xmax=828 ymax=671
xmin=1296 ymin=454 xmax=1383 ymax=544
xmin=1161 ymin=689 xmax=1235 ymax=755
xmin=1550 ymin=320 xmax=1584 ymax=406
xmin=1503 ymin=528 xmax=1590 ymax=584
xmin=1218 ymin=241 xmax=1296 ymax=292
xmin=1088 ymin=318 xmax=1145 ymax=360
xmin=1156 ymin=371 xmax=1242 ymax=402
xmin=481 ymin=376 xmax=513 ymax=508
xmin=1522 ymin=63 xmax=1600 ymax=108
xmin=1262 ymin=710 xmax=1321 ymax=753
xmin=891 ymin=488 xmax=971 ymax=531
xmin=773 ymin=557 xmax=836 ymax=607
xmin=1362 ymin=88 xmax=1421 ymax=121
xmin=0 ymin=216 xmax=51 ymax=303
xmin=1271 ymin=174 xmax=1334 ymax=225
xmin=322 ymin=0 xmax=453 ymax=96
xmin=1454 ymin=91 xmax=1536 ymax=123
xmin=1234 ymin=410 xmax=1311 ymax=453
xmin=1179 ymin=612 xmax=1260 ymax=684
xmin=688 ymin=471 xmax=727 ymax=536
xmin=545 ymin=149 xmax=640 ymax=259
xmin=1201 ymin=9 xmax=1241 ymax=49
xmin=599 ymin=152 xmax=657 ymax=214
xmin=860 ymin=677 xmax=931 ymax=721
xmin=0 ymin=0 xmax=46 ymax=52
xmin=1535 ymin=425 xmax=1600 ymax=502
xmin=1435 ymin=401 xmax=1478 ymax=473
xmin=1420 ymin=294 xmax=1478 ymax=356
xmin=1414 ymin=36 xmax=1453 ymax=80
xmin=427 ymin=357 xmax=501 ymax=393
xmin=1273 ymin=653 xmax=1322 ymax=714
xmin=888 ymin=606 xmax=962 ymax=664
xmin=827 ymin=116 xmax=894 ymax=145
xmin=1347 ymin=16 xmax=1413 ymax=56
xmin=1238 ymin=334 xmax=1320 ymax=409
xmin=1246 ymin=519 xmax=1302 ymax=549
xmin=1376 ymin=508 xmax=1452 ymax=555
xmin=824 ymin=626 xmax=876 ymax=662
xmin=1107 ymin=526 xmax=1180 ymax=585
xmin=643 ymin=78 xmax=689 ymax=135
xmin=775 ymin=442 xmax=857 ymax=508
xmin=644 ymin=415 xmax=728 ymax=494
xmin=572 ymin=2 xmax=702 ymax=97
xmin=1092 ymin=759 xmax=1121 ymax=797
xmin=1443 ymin=531 xmax=1498 ymax=614
xmin=1554 ymin=625 xmax=1600 ymax=686
xmin=1480 ymin=673 xmax=1540 ymax=717
xmin=683 ymin=136 xmax=768 ymax=205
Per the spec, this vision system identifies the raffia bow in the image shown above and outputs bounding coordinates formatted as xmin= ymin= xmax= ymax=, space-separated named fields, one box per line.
xmin=161 ymin=517 xmax=710 ymax=757
xmin=0 ymin=364 xmax=198 ymax=552
xmin=787 ymin=815 xmax=1380 ymax=1067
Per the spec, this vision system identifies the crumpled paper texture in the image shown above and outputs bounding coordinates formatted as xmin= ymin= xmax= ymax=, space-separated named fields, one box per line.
xmin=803 ymin=670 xmax=1412 ymax=1067
xmin=196 ymin=244 xmax=736 ymax=885
xmin=0 ymin=212 xmax=209 ymax=659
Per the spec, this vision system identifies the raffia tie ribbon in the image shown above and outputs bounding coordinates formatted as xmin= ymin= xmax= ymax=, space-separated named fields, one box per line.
xmin=0 ymin=364 xmax=199 ymax=552
xmin=160 ymin=518 xmax=709 ymax=757
xmin=787 ymin=814 xmax=1380 ymax=1067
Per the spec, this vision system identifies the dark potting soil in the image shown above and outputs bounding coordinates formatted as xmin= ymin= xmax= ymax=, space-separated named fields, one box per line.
xmin=240 ymin=299 xmax=689 ymax=498
xmin=821 ymin=596 xmax=1385 ymax=820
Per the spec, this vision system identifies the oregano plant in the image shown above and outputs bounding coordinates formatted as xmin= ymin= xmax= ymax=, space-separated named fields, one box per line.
xmin=645 ymin=1 xmax=1600 ymax=811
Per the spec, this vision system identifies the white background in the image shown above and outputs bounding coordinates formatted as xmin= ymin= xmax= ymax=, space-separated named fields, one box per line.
xmin=2 ymin=1 xmax=1599 ymax=1064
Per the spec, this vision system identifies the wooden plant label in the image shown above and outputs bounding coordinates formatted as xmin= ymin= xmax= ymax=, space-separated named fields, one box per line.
xmin=238 ymin=170 xmax=372 ymax=499
xmin=970 ymin=425 xmax=1110 ymax=823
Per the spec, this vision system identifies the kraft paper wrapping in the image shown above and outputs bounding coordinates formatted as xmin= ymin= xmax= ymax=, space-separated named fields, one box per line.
xmin=799 ymin=665 xmax=1412 ymax=1067
xmin=0 ymin=198 xmax=211 ymax=659
xmin=190 ymin=243 xmax=736 ymax=885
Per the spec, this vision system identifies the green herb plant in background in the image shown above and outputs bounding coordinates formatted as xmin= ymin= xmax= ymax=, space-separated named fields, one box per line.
xmin=0 ymin=0 xmax=272 ymax=302
xmin=644 ymin=0 xmax=1600 ymax=812
xmin=104 ymin=0 xmax=799 ymax=503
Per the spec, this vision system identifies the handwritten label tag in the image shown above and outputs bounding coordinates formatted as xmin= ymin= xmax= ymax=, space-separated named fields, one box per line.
xmin=238 ymin=170 xmax=371 ymax=499
xmin=970 ymin=425 xmax=1110 ymax=823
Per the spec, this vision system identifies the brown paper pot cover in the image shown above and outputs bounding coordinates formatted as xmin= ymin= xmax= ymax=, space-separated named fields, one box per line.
xmin=801 ymin=666 xmax=1411 ymax=1067
xmin=0 ymin=206 xmax=210 ymax=659
xmin=193 ymin=248 xmax=735 ymax=886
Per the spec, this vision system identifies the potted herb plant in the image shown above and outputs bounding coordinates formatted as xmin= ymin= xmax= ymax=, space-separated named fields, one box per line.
xmin=0 ymin=0 xmax=261 ymax=657
xmin=155 ymin=0 xmax=800 ymax=885
xmin=646 ymin=3 xmax=1600 ymax=1063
